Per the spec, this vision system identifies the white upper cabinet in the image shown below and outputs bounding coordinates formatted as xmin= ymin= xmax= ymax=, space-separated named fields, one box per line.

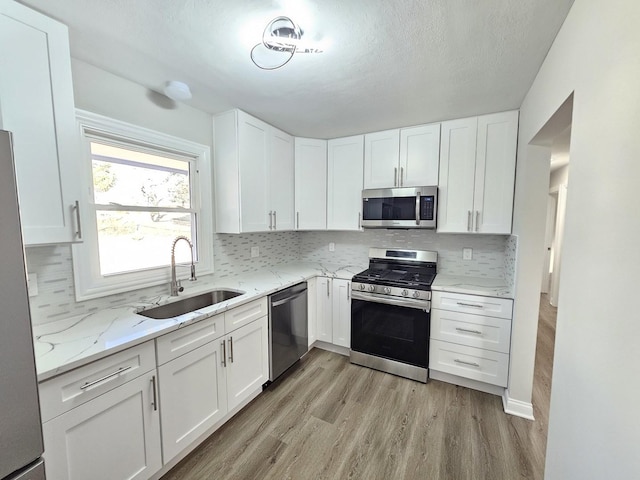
xmin=399 ymin=124 xmax=441 ymax=187
xmin=437 ymin=111 xmax=518 ymax=234
xmin=0 ymin=2 xmax=82 ymax=245
xmin=294 ymin=138 xmax=327 ymax=230
xmin=327 ymin=135 xmax=364 ymax=230
xmin=364 ymin=124 xmax=440 ymax=189
xmin=214 ymin=109 xmax=294 ymax=233
xmin=363 ymin=129 xmax=400 ymax=189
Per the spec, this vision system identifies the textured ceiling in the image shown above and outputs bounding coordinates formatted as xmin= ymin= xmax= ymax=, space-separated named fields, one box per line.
xmin=19 ymin=0 xmax=574 ymax=138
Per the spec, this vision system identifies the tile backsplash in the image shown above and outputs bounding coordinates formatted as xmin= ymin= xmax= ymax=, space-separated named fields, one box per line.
xmin=26 ymin=230 xmax=513 ymax=325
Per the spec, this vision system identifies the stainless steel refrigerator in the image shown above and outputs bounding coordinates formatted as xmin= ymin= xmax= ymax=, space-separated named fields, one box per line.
xmin=0 ymin=131 xmax=46 ymax=480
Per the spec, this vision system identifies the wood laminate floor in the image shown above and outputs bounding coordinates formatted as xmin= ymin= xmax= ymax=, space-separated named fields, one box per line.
xmin=163 ymin=295 xmax=557 ymax=480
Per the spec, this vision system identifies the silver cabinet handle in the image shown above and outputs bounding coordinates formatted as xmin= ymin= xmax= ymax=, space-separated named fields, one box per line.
xmin=457 ymin=302 xmax=484 ymax=309
xmin=151 ymin=375 xmax=158 ymax=411
xmin=358 ymin=212 xmax=361 ymax=229
xmin=273 ymin=210 xmax=277 ymax=230
xmin=475 ymin=210 xmax=480 ymax=232
xmin=400 ymin=167 xmax=404 ymax=186
xmin=326 ymin=279 xmax=330 ymax=296
xmin=415 ymin=192 xmax=421 ymax=225
xmin=228 ymin=337 xmax=234 ymax=363
xmin=268 ymin=211 xmax=273 ymax=230
xmin=467 ymin=210 xmax=472 ymax=232
xmin=347 ymin=283 xmax=350 ymax=301
xmin=73 ymin=200 xmax=82 ymax=239
xmin=394 ymin=167 xmax=398 ymax=186
xmin=297 ymin=211 xmax=300 ymax=229
xmin=455 ymin=327 xmax=483 ymax=335
xmin=80 ymin=366 xmax=132 ymax=390
xmin=221 ymin=340 xmax=227 ymax=367
xmin=454 ymin=359 xmax=480 ymax=368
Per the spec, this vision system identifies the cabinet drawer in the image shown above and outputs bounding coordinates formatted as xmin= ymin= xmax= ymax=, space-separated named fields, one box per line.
xmin=432 ymin=291 xmax=513 ymax=319
xmin=39 ymin=341 xmax=155 ymax=422
xmin=225 ymin=297 xmax=267 ymax=332
xmin=430 ymin=309 xmax=512 ymax=354
xmin=429 ymin=339 xmax=509 ymax=387
xmin=156 ymin=314 xmax=225 ymax=365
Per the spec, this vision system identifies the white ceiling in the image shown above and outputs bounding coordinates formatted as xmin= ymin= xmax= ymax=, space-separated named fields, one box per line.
xmin=19 ymin=0 xmax=574 ymax=139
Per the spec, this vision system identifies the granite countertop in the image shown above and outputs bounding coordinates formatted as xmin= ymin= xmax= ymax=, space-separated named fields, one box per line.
xmin=432 ymin=274 xmax=514 ymax=299
xmin=33 ymin=262 xmax=365 ymax=382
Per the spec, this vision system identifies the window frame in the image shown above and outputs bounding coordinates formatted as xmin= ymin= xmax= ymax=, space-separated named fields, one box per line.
xmin=72 ymin=110 xmax=213 ymax=301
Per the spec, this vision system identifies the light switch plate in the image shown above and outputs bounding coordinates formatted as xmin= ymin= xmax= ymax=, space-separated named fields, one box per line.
xmin=250 ymin=246 xmax=259 ymax=258
xmin=463 ymin=248 xmax=473 ymax=260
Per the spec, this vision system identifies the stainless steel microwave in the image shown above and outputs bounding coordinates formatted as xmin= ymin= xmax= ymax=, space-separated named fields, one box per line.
xmin=361 ymin=186 xmax=437 ymax=229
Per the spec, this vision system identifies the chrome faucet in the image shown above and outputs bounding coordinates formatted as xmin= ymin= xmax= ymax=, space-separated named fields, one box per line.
xmin=170 ymin=236 xmax=197 ymax=296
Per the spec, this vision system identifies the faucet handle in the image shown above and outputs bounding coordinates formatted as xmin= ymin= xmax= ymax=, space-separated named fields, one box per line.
xmin=177 ymin=279 xmax=184 ymax=293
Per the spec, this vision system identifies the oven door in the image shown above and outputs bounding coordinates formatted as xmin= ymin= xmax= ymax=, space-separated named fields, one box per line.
xmin=350 ymin=295 xmax=430 ymax=368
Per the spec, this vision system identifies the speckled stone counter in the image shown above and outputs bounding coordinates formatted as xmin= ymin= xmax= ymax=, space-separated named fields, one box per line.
xmin=33 ymin=262 xmax=364 ymax=382
xmin=432 ymin=274 xmax=514 ymax=299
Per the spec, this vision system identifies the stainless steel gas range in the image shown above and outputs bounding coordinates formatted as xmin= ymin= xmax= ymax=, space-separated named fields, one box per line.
xmin=350 ymin=248 xmax=437 ymax=383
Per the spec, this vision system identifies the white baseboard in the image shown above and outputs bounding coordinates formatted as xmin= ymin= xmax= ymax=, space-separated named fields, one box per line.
xmin=312 ymin=341 xmax=350 ymax=356
xmin=429 ymin=369 xmax=505 ymax=396
xmin=502 ymin=389 xmax=535 ymax=420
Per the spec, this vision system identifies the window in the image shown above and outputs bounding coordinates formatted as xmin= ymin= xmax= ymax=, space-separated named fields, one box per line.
xmin=73 ymin=111 xmax=213 ymax=300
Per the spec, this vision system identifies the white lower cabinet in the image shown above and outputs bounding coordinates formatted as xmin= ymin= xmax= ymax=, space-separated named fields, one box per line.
xmin=429 ymin=291 xmax=513 ymax=389
xmin=315 ymin=277 xmax=351 ymax=348
xmin=157 ymin=339 xmax=227 ymax=463
xmin=42 ymin=369 xmax=162 ymax=480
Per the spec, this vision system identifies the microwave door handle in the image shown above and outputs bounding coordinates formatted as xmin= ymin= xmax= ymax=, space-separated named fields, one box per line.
xmin=416 ymin=192 xmax=420 ymax=225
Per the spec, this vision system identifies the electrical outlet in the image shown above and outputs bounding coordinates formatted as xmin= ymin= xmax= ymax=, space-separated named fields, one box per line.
xmin=27 ymin=273 xmax=38 ymax=297
xmin=329 ymin=242 xmax=335 ymax=252
xmin=463 ymin=248 xmax=473 ymax=260
xmin=250 ymin=246 xmax=259 ymax=258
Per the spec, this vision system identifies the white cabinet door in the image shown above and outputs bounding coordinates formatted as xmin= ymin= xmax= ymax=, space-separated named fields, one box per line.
xmin=316 ymin=277 xmax=332 ymax=343
xmin=327 ymin=135 xmax=364 ymax=230
xmin=307 ymin=277 xmax=318 ymax=346
xmin=437 ymin=117 xmax=478 ymax=233
xmin=225 ymin=316 xmax=269 ymax=412
xmin=331 ymin=279 xmax=351 ymax=348
xmin=42 ymin=370 xmax=162 ymax=480
xmin=0 ymin=2 xmax=81 ymax=245
xmin=238 ymin=112 xmax=270 ymax=232
xmin=363 ymin=129 xmax=400 ymax=189
xmin=270 ymin=128 xmax=295 ymax=231
xmin=474 ymin=111 xmax=518 ymax=234
xmin=158 ymin=341 xmax=227 ymax=463
xmin=294 ymin=138 xmax=327 ymax=230
xmin=399 ymin=124 xmax=440 ymax=187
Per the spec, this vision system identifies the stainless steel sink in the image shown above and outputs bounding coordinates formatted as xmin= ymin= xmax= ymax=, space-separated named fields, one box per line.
xmin=138 ymin=289 xmax=244 ymax=319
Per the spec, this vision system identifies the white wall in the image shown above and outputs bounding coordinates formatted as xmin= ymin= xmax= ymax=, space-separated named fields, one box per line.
xmin=511 ymin=0 xmax=640 ymax=477
xmin=549 ymin=165 xmax=569 ymax=190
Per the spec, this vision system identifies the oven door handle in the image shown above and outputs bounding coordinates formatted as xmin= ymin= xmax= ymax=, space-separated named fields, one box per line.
xmin=351 ymin=291 xmax=431 ymax=311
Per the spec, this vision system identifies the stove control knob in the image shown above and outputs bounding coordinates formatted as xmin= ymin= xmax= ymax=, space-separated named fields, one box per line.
xmin=368 ymin=285 xmax=375 ymax=292
xmin=383 ymin=287 xmax=391 ymax=294
xmin=402 ymin=289 xmax=409 ymax=297
xmin=413 ymin=291 xmax=421 ymax=299
xmin=359 ymin=284 xmax=366 ymax=291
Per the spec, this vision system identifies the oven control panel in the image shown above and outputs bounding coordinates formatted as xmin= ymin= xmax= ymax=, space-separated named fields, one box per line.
xmin=352 ymin=282 xmax=431 ymax=301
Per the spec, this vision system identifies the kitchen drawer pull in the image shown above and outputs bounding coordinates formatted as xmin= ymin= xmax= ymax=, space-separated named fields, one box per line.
xmin=327 ymin=279 xmax=330 ymax=296
xmin=151 ymin=375 xmax=158 ymax=411
xmin=347 ymin=283 xmax=350 ymax=301
xmin=73 ymin=200 xmax=82 ymax=239
xmin=456 ymin=302 xmax=484 ymax=309
xmin=297 ymin=211 xmax=300 ymax=229
xmin=475 ymin=210 xmax=480 ymax=232
xmin=394 ymin=167 xmax=398 ymax=186
xmin=229 ymin=337 xmax=234 ymax=363
xmin=358 ymin=212 xmax=361 ymax=229
xmin=455 ymin=327 xmax=483 ymax=335
xmin=221 ymin=340 xmax=227 ymax=367
xmin=400 ymin=167 xmax=404 ymax=186
xmin=467 ymin=210 xmax=472 ymax=232
xmin=454 ymin=359 xmax=480 ymax=368
xmin=80 ymin=366 xmax=132 ymax=390
xmin=274 ymin=210 xmax=277 ymax=230
xmin=268 ymin=211 xmax=273 ymax=230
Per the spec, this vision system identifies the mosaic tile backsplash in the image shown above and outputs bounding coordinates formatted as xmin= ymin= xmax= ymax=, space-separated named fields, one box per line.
xmin=26 ymin=230 xmax=514 ymax=325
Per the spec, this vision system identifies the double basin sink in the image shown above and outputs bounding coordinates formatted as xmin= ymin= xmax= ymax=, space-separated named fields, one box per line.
xmin=138 ymin=289 xmax=244 ymax=320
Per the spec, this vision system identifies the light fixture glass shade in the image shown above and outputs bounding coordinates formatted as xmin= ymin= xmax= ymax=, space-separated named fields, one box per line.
xmin=163 ymin=81 xmax=192 ymax=101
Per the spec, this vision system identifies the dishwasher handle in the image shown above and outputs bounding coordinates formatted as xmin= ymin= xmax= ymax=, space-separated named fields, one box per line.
xmin=270 ymin=290 xmax=306 ymax=307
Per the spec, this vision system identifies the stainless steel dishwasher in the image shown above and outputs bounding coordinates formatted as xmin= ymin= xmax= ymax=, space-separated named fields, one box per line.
xmin=268 ymin=282 xmax=308 ymax=382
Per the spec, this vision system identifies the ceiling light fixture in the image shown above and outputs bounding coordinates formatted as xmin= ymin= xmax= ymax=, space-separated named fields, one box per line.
xmin=250 ymin=16 xmax=323 ymax=70
xmin=163 ymin=81 xmax=192 ymax=101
